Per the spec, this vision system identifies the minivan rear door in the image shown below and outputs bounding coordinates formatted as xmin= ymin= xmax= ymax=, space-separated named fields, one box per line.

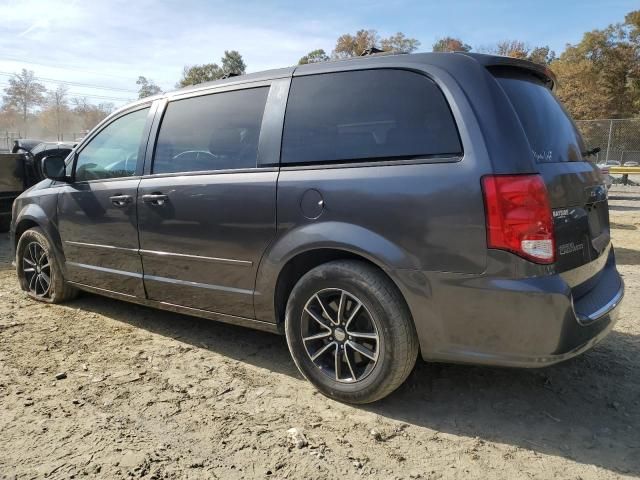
xmin=494 ymin=70 xmax=610 ymax=274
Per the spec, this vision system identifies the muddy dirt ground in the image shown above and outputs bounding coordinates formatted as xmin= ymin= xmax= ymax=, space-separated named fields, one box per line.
xmin=1 ymin=186 xmax=639 ymax=480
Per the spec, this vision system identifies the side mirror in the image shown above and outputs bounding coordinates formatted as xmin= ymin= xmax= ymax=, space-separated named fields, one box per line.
xmin=42 ymin=155 xmax=68 ymax=181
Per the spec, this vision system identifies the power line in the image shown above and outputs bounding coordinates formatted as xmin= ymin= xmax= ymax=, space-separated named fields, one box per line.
xmin=0 ymin=71 xmax=136 ymax=93
xmin=0 ymin=82 xmax=132 ymax=102
xmin=0 ymin=54 xmax=135 ymax=81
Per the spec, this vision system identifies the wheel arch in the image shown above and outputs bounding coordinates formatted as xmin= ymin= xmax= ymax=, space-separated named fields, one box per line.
xmin=14 ymin=218 xmax=40 ymax=247
xmin=257 ymin=245 xmax=415 ymax=336
xmin=13 ymin=204 xmax=64 ymax=265
xmin=254 ymin=222 xmax=420 ymax=328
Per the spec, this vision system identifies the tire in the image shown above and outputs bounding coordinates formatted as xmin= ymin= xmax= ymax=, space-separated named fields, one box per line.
xmin=285 ymin=260 xmax=418 ymax=404
xmin=16 ymin=227 xmax=78 ymax=303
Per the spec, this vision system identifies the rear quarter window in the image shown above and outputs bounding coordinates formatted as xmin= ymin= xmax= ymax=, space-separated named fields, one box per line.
xmin=281 ymin=69 xmax=462 ymax=165
xmin=494 ymin=70 xmax=585 ymax=163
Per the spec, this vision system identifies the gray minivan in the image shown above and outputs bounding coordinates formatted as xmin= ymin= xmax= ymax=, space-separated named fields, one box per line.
xmin=11 ymin=52 xmax=624 ymax=403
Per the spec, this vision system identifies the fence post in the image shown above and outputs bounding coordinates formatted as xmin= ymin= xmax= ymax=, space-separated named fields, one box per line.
xmin=605 ymin=119 xmax=613 ymax=162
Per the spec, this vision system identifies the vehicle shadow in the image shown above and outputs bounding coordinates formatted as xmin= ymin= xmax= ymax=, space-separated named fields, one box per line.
xmin=609 ymin=204 xmax=640 ymax=212
xmin=609 ymin=195 xmax=640 ymax=202
xmin=371 ymin=336 xmax=639 ymax=476
xmin=615 ymin=246 xmax=640 ymax=266
xmin=68 ymin=291 xmax=639 ymax=477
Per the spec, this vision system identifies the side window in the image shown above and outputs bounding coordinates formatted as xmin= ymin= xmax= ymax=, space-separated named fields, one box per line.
xmin=282 ymin=69 xmax=462 ymax=165
xmin=75 ymin=107 xmax=150 ymax=182
xmin=153 ymin=87 xmax=269 ymax=174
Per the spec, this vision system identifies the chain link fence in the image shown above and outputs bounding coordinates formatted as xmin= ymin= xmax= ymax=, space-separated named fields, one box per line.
xmin=575 ymin=118 xmax=640 ymax=165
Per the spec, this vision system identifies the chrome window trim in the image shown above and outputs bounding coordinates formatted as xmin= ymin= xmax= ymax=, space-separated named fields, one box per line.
xmin=65 ymin=241 xmax=252 ymax=267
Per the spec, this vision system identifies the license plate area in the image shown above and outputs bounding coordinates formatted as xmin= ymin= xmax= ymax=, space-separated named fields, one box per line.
xmin=587 ymin=203 xmax=602 ymax=237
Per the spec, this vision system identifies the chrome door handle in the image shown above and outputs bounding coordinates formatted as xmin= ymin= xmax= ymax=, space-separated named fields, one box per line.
xmin=142 ymin=193 xmax=169 ymax=206
xmin=109 ymin=194 xmax=133 ymax=207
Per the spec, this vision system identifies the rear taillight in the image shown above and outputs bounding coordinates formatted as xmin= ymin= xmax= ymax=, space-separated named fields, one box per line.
xmin=481 ymin=174 xmax=555 ymax=264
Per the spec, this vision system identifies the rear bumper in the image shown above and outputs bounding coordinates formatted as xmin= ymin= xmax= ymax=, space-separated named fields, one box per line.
xmin=392 ymin=248 xmax=624 ymax=367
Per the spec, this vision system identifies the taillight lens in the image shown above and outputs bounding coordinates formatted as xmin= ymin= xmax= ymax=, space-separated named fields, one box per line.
xmin=481 ymin=174 xmax=555 ymax=264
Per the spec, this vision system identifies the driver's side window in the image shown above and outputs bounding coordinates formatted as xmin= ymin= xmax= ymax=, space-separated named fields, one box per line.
xmin=74 ymin=107 xmax=150 ymax=182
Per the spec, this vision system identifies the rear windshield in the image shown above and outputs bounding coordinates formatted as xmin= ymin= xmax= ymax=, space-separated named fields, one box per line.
xmin=494 ymin=70 xmax=585 ymax=163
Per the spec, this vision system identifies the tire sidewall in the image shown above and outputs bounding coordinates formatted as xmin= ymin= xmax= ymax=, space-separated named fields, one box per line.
xmin=285 ymin=263 xmax=402 ymax=402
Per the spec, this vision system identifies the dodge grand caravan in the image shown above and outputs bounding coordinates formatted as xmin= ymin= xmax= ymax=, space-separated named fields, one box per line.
xmin=11 ymin=52 xmax=624 ymax=403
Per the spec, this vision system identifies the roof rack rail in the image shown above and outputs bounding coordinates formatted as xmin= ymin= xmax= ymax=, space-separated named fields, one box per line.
xmin=221 ymin=72 xmax=241 ymax=79
xmin=360 ymin=47 xmax=385 ymax=56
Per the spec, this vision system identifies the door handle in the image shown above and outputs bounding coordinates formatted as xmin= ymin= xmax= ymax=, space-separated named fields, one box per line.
xmin=142 ymin=193 xmax=169 ymax=206
xmin=109 ymin=194 xmax=133 ymax=207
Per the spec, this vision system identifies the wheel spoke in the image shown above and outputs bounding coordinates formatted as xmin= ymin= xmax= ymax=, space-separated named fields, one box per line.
xmin=344 ymin=347 xmax=357 ymax=381
xmin=346 ymin=331 xmax=378 ymax=340
xmin=304 ymin=307 xmax=332 ymax=332
xmin=40 ymin=270 xmax=51 ymax=287
xmin=344 ymin=301 xmax=362 ymax=330
xmin=334 ymin=345 xmax=342 ymax=381
xmin=315 ymin=294 xmax=337 ymax=325
xmin=23 ymin=267 xmax=35 ymax=273
xmin=37 ymin=275 xmax=47 ymax=295
xmin=41 ymin=275 xmax=50 ymax=295
xmin=23 ymin=257 xmax=36 ymax=267
xmin=28 ymin=271 xmax=37 ymax=291
xmin=337 ymin=291 xmax=345 ymax=324
xmin=347 ymin=340 xmax=377 ymax=361
xmin=302 ymin=331 xmax=331 ymax=342
xmin=310 ymin=341 xmax=336 ymax=361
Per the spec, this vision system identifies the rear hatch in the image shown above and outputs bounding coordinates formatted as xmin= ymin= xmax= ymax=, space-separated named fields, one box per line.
xmin=493 ymin=69 xmax=610 ymax=274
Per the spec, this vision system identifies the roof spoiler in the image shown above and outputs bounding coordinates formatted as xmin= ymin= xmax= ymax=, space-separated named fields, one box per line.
xmin=458 ymin=52 xmax=557 ymax=89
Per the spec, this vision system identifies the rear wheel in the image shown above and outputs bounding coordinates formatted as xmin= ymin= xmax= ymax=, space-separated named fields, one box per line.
xmin=285 ymin=260 xmax=418 ymax=404
xmin=16 ymin=227 xmax=77 ymax=303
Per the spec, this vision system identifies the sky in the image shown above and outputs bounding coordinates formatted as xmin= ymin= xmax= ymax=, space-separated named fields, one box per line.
xmin=0 ymin=0 xmax=637 ymax=106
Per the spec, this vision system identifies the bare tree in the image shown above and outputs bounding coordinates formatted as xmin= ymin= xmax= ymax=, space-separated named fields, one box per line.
xmin=136 ymin=76 xmax=162 ymax=99
xmin=2 ymin=69 xmax=46 ymax=134
xmin=46 ymin=85 xmax=69 ymax=140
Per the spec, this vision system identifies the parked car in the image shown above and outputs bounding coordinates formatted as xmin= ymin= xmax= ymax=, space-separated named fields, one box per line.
xmin=0 ymin=141 xmax=75 ymax=231
xmin=10 ymin=138 xmax=44 ymax=154
xmin=11 ymin=52 xmax=624 ymax=403
xmin=596 ymin=164 xmax=613 ymax=190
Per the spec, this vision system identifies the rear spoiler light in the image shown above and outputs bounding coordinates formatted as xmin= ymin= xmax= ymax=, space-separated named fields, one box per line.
xmin=481 ymin=174 xmax=555 ymax=264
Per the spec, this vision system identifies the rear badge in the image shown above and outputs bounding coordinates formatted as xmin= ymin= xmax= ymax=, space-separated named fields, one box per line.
xmin=559 ymin=242 xmax=584 ymax=256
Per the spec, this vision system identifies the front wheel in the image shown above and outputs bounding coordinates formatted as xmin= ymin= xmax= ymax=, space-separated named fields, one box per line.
xmin=285 ymin=260 xmax=418 ymax=404
xmin=16 ymin=227 xmax=77 ymax=303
